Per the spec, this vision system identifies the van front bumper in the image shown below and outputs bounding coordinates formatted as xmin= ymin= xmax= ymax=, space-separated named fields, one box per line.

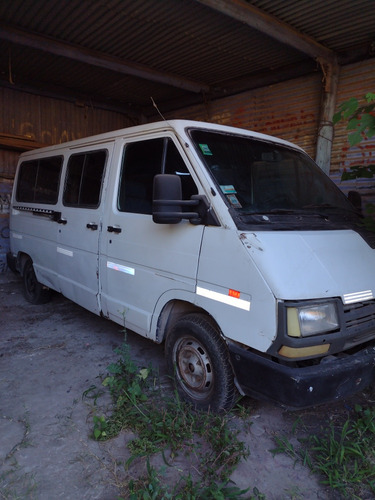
xmin=228 ymin=342 xmax=375 ymax=408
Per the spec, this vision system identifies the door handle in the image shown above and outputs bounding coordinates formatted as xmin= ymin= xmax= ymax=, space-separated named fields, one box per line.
xmin=107 ymin=225 xmax=122 ymax=234
xmin=86 ymin=223 xmax=98 ymax=230
xmin=51 ymin=211 xmax=67 ymax=224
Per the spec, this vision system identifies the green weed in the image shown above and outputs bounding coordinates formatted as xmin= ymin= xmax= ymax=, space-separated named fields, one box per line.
xmin=272 ymin=404 xmax=375 ymax=498
xmin=92 ymin=415 xmax=108 ymax=440
xmin=0 ymin=468 xmax=37 ymax=500
xmin=125 ymin=459 xmax=255 ymax=500
xmin=82 ymin=384 xmax=104 ymax=405
xmin=84 ymin=337 xmax=254 ymax=498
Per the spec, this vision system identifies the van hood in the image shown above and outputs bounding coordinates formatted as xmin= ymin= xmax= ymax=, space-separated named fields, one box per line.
xmin=241 ymin=230 xmax=375 ymax=304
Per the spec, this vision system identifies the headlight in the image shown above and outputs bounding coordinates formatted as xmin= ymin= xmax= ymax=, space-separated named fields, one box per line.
xmin=287 ymin=303 xmax=339 ymax=337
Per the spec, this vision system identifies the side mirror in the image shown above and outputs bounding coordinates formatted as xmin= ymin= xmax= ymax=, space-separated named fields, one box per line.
xmin=152 ymin=174 xmax=183 ymax=224
xmin=153 ymin=174 xmax=220 ymax=226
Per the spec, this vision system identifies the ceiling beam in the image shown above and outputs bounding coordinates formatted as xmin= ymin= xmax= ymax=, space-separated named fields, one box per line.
xmin=0 ymin=77 xmax=145 ymax=121
xmin=0 ymin=23 xmax=210 ymax=94
xmin=0 ymin=132 xmax=47 ymax=152
xmin=153 ymin=60 xmax=319 ymax=117
xmin=195 ymin=0 xmax=336 ymax=63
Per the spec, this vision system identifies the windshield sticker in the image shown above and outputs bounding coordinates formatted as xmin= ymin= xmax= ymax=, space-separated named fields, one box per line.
xmin=220 ymin=185 xmax=237 ymax=194
xmin=227 ymin=194 xmax=242 ymax=208
xmin=199 ymin=144 xmax=213 ymax=156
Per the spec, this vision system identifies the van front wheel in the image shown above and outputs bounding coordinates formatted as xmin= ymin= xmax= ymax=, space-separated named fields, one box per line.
xmin=23 ymin=259 xmax=51 ymax=304
xmin=165 ymin=314 xmax=237 ymax=412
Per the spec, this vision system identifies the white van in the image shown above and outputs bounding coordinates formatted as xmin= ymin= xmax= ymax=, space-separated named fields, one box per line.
xmin=7 ymin=120 xmax=375 ymax=411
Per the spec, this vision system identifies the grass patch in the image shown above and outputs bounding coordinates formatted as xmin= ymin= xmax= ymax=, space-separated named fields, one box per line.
xmin=272 ymin=405 xmax=375 ymax=498
xmin=84 ymin=337 xmax=256 ymax=498
xmin=0 ymin=467 xmax=37 ymax=500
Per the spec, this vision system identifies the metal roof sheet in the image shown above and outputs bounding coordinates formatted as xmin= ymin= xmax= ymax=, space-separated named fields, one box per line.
xmin=0 ymin=0 xmax=374 ymax=118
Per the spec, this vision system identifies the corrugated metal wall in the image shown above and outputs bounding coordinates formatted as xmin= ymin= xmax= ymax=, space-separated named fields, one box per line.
xmin=0 ymin=87 xmax=137 ymax=179
xmin=0 ymin=86 xmax=137 ymax=270
xmin=170 ymin=74 xmax=322 ymax=158
xmin=173 ymin=59 xmax=375 ymax=207
xmin=330 ymin=59 xmax=375 ymax=208
xmin=173 ymin=59 xmax=375 ymax=177
xmin=331 ymin=59 xmax=375 ymax=173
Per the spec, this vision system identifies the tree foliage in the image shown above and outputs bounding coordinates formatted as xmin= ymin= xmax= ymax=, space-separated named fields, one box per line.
xmin=333 ymin=92 xmax=375 ymax=147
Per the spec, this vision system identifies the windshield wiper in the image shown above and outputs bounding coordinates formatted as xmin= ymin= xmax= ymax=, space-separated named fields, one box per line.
xmin=302 ymin=204 xmax=359 ymax=215
xmin=240 ymin=208 xmax=306 ymax=217
xmin=240 ymin=205 xmax=359 ymax=218
xmin=303 ymin=203 xmax=337 ymax=209
xmin=303 ymin=203 xmax=352 ymax=211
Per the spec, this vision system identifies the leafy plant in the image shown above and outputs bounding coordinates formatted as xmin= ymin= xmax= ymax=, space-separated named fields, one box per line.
xmin=92 ymin=415 xmax=108 ymax=440
xmin=341 ymin=164 xmax=375 ymax=181
xmin=84 ymin=337 xmax=252 ymax=498
xmin=333 ymin=92 xmax=375 ymax=230
xmin=126 ymin=460 xmax=253 ymax=500
xmin=333 ymin=92 xmax=375 ymax=146
xmin=272 ymin=405 xmax=375 ymax=498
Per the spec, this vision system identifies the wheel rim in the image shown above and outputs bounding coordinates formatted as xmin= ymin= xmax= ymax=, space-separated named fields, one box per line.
xmin=173 ymin=337 xmax=213 ymax=400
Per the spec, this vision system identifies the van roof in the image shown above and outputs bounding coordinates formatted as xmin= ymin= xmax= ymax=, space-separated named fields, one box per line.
xmin=19 ymin=119 xmax=304 ymax=158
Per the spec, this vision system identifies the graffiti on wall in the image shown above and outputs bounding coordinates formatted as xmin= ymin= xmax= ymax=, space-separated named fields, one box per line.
xmin=337 ymin=142 xmax=375 ymax=170
xmin=211 ymin=104 xmax=315 ymax=128
xmin=19 ymin=121 xmax=80 ymax=145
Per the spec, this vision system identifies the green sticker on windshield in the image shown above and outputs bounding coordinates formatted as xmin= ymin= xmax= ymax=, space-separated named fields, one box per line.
xmin=199 ymin=144 xmax=213 ymax=156
xmin=220 ymin=185 xmax=236 ymax=194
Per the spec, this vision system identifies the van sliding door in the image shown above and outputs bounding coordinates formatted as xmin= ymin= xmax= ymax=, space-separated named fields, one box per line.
xmin=57 ymin=144 xmax=113 ymax=313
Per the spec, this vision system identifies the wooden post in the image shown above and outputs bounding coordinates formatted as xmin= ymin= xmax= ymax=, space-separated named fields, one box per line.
xmin=315 ymin=58 xmax=340 ymax=175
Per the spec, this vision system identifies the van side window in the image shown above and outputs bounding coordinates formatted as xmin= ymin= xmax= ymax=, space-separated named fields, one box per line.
xmin=16 ymin=156 xmax=62 ymax=204
xmin=118 ymin=138 xmax=197 ymax=214
xmin=164 ymin=139 xmax=198 ymax=201
xmin=64 ymin=150 xmax=107 ymax=208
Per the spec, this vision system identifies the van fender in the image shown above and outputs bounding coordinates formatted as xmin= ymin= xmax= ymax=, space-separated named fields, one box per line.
xmin=151 ymin=287 xmax=235 ymax=344
xmin=151 ymin=289 xmax=211 ymax=343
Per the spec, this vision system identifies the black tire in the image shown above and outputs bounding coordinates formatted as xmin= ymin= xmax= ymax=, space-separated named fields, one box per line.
xmin=165 ymin=313 xmax=237 ymax=412
xmin=23 ymin=259 xmax=51 ymax=304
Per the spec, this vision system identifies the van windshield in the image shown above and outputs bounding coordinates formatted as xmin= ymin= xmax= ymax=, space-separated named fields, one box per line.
xmin=190 ymin=129 xmax=355 ymax=218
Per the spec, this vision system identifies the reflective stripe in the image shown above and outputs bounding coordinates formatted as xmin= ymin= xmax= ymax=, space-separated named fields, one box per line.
xmin=57 ymin=247 xmax=73 ymax=257
xmin=12 ymin=233 xmax=22 ymax=239
xmin=196 ymin=286 xmax=250 ymax=311
xmin=107 ymin=261 xmax=135 ymax=276
xmin=343 ymin=290 xmax=373 ymax=304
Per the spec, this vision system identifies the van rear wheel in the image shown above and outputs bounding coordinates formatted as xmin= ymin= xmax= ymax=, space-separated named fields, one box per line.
xmin=165 ymin=313 xmax=237 ymax=412
xmin=23 ymin=258 xmax=51 ymax=304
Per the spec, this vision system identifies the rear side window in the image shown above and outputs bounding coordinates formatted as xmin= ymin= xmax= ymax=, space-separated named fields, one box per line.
xmin=63 ymin=150 xmax=107 ymax=208
xmin=16 ymin=156 xmax=63 ymax=204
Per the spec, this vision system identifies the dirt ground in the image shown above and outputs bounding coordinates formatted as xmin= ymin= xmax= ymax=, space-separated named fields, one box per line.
xmin=1 ymin=270 xmax=364 ymax=499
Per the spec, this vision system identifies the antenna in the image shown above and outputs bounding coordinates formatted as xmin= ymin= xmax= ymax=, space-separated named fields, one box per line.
xmin=151 ymin=97 xmax=167 ymax=122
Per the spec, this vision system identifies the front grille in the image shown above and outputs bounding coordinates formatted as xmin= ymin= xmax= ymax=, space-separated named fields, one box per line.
xmin=343 ymin=300 xmax=375 ymax=348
